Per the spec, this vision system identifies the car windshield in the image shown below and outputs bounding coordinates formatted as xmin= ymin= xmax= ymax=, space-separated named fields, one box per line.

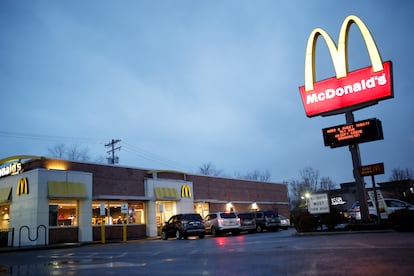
xmin=238 ymin=213 xmax=255 ymax=219
xmin=386 ymin=200 xmax=410 ymax=208
xmin=220 ymin=213 xmax=237 ymax=218
xmin=183 ymin=214 xmax=202 ymax=221
xmin=264 ymin=211 xmax=276 ymax=218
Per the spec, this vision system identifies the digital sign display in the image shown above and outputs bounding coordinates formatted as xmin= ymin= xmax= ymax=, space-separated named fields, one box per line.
xmin=322 ymin=118 xmax=383 ymax=148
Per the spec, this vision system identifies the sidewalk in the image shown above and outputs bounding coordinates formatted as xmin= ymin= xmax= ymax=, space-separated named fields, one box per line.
xmin=0 ymin=236 xmax=161 ymax=253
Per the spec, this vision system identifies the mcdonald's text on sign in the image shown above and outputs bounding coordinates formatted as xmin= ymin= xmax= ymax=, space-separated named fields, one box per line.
xmin=299 ymin=15 xmax=393 ymax=117
xmin=359 ymin=163 xmax=384 ymax=177
xmin=0 ymin=162 xmax=22 ymax=178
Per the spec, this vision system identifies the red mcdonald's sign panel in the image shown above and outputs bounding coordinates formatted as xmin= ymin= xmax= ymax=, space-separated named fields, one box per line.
xmin=299 ymin=15 xmax=393 ymax=117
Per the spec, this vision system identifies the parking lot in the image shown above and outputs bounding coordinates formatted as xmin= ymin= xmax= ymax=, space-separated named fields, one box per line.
xmin=1 ymin=228 xmax=414 ymax=275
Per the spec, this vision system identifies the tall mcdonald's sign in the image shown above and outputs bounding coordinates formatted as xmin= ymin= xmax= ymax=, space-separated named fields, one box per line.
xmin=16 ymin=177 xmax=29 ymax=195
xmin=181 ymin=185 xmax=192 ymax=198
xmin=299 ymin=15 xmax=393 ymax=117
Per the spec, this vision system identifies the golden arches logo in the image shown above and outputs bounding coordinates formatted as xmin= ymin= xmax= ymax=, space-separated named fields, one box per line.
xmin=304 ymin=15 xmax=383 ymax=92
xmin=181 ymin=185 xmax=192 ymax=198
xmin=16 ymin=177 xmax=29 ymax=195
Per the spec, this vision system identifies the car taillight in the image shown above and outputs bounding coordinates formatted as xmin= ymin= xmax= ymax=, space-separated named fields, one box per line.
xmin=218 ymin=218 xmax=224 ymax=225
xmin=236 ymin=218 xmax=240 ymax=223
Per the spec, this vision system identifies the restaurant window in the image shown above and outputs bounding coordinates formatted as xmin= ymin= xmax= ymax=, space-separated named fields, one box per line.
xmin=91 ymin=201 xmax=145 ymax=225
xmin=194 ymin=202 xmax=209 ymax=219
xmin=49 ymin=200 xmax=78 ymax=227
xmin=0 ymin=205 xmax=10 ymax=229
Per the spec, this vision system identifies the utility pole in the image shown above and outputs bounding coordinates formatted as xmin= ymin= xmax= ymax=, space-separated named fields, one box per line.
xmin=105 ymin=139 xmax=121 ymax=165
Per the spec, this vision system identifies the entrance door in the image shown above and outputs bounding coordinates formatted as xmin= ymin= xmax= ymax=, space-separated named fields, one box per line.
xmin=155 ymin=201 xmax=176 ymax=234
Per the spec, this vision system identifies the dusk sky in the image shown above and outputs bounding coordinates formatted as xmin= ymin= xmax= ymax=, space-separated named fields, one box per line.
xmin=1 ymin=1 xmax=413 ymax=185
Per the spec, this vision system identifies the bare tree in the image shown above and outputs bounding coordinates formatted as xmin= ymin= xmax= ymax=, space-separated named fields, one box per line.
xmin=319 ymin=176 xmax=337 ymax=191
xmin=288 ymin=167 xmax=337 ymax=209
xmin=67 ymin=144 xmax=90 ymax=161
xmin=389 ymin=168 xmax=414 ymax=181
xmin=300 ymin=167 xmax=319 ymax=192
xmin=239 ymin=169 xmax=271 ymax=182
xmin=288 ymin=178 xmax=308 ymax=208
xmin=48 ymin=143 xmax=90 ymax=161
xmin=198 ymin=162 xmax=223 ymax=176
xmin=48 ymin=143 xmax=66 ymax=159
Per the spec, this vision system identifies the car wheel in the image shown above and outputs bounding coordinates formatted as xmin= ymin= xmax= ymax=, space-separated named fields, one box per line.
xmin=175 ymin=229 xmax=181 ymax=240
xmin=256 ymin=225 xmax=263 ymax=233
xmin=211 ymin=226 xmax=217 ymax=237
xmin=161 ymin=231 xmax=167 ymax=240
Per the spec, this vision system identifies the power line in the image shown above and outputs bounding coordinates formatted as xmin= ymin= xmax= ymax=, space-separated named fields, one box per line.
xmin=122 ymin=142 xmax=197 ymax=172
xmin=0 ymin=130 xmax=197 ymax=172
xmin=0 ymin=130 xmax=103 ymax=144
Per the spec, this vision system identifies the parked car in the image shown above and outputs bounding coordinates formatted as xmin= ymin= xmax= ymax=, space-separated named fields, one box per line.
xmin=161 ymin=213 xmax=205 ymax=240
xmin=348 ymin=198 xmax=414 ymax=221
xmin=255 ymin=210 xmax=280 ymax=232
xmin=278 ymin=215 xmax=290 ymax=230
xmin=237 ymin=212 xmax=256 ymax=233
xmin=204 ymin=212 xmax=241 ymax=236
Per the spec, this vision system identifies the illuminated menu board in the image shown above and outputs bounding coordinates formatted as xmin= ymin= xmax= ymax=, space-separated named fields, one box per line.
xmin=322 ymin=118 xmax=383 ymax=148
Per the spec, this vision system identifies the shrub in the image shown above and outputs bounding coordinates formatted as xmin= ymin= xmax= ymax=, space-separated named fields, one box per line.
xmin=292 ymin=210 xmax=318 ymax=232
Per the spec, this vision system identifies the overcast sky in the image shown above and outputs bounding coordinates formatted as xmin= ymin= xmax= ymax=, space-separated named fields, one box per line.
xmin=1 ymin=1 xmax=413 ymax=185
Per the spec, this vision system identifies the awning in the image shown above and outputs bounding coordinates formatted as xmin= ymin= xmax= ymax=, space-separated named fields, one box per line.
xmin=48 ymin=181 xmax=87 ymax=199
xmin=154 ymin=187 xmax=179 ymax=200
xmin=0 ymin=187 xmax=12 ymax=204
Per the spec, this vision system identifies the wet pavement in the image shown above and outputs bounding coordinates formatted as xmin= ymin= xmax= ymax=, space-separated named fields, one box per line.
xmin=1 ymin=228 xmax=414 ymax=275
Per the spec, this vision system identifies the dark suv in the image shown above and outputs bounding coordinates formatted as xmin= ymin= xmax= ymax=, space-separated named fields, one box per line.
xmin=161 ymin=213 xmax=205 ymax=240
xmin=237 ymin=212 xmax=256 ymax=233
xmin=255 ymin=210 xmax=280 ymax=232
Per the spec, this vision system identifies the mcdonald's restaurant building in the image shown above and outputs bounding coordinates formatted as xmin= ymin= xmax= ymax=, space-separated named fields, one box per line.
xmin=0 ymin=156 xmax=288 ymax=247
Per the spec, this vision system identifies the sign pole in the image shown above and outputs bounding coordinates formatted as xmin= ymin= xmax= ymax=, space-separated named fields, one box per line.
xmin=359 ymin=162 xmax=385 ymax=224
xmin=346 ymin=112 xmax=369 ymax=222
xmin=123 ymin=214 xmax=127 ymax=242
xmin=99 ymin=202 xmax=106 ymax=244
xmin=101 ymin=217 xmax=106 ymax=244
xmin=371 ymin=174 xmax=381 ymax=224
xmin=121 ymin=203 xmax=128 ymax=242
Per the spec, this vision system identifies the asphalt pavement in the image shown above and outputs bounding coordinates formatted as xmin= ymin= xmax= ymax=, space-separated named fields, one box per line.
xmin=1 ymin=227 xmax=413 ymax=275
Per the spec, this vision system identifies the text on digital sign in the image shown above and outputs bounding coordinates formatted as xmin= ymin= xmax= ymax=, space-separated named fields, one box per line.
xmin=322 ymin=118 xmax=383 ymax=148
